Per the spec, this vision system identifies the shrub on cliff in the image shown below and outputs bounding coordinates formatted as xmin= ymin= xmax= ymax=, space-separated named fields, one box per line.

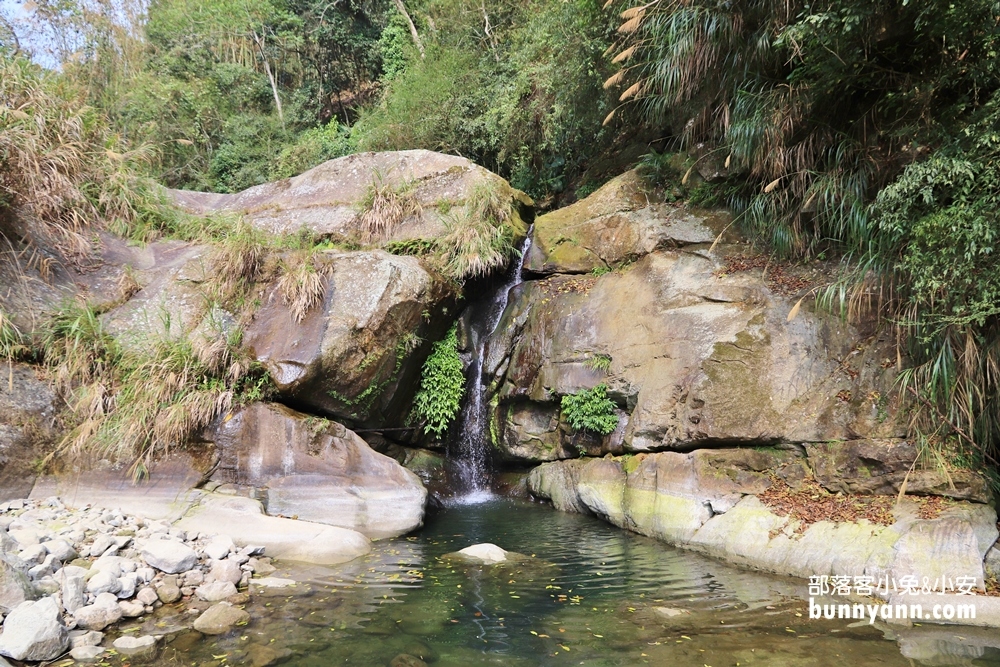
xmin=411 ymin=326 xmax=465 ymax=438
xmin=561 ymin=384 xmax=617 ymax=436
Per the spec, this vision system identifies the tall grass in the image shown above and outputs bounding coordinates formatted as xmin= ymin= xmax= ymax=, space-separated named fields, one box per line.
xmin=0 ymin=53 xmax=172 ymax=257
xmin=41 ymin=300 xmax=271 ymax=479
xmin=356 ymin=171 xmax=421 ymax=242
xmin=440 ymin=180 xmax=518 ymax=279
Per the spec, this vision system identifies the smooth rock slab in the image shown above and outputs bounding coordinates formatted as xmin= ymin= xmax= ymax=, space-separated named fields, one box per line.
xmin=0 ymin=597 xmax=68 ymax=661
xmin=193 ymin=602 xmax=250 ymax=635
xmin=177 ymin=494 xmax=370 ymax=566
xmin=141 ymin=539 xmax=198 ymax=574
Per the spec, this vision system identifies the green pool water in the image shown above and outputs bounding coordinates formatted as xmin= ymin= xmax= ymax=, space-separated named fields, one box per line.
xmin=129 ymin=499 xmax=1000 ymax=666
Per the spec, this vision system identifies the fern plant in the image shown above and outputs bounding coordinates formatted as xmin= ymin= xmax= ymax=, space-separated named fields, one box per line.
xmin=412 ymin=326 xmax=465 ymax=438
xmin=561 ymin=384 xmax=618 ymax=436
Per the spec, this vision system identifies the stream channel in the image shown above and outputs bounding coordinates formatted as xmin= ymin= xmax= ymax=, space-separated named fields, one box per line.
xmin=111 ymin=498 xmax=999 ymax=666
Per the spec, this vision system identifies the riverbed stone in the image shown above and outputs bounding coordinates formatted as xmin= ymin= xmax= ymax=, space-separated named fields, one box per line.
xmin=70 ymin=630 xmax=104 ymax=648
xmin=73 ymin=593 xmax=124 ymax=631
xmin=113 ymin=634 xmax=158 ymax=660
xmin=454 ymin=544 xmax=508 ymax=564
xmin=156 ymin=581 xmax=182 ymax=604
xmin=192 ymin=602 xmax=249 ymax=635
xmin=0 ymin=597 xmax=68 ymax=661
xmin=204 ymin=403 xmax=427 ymax=539
xmin=140 ymin=539 xmax=198 ymax=574
xmin=196 ymin=581 xmax=237 ymax=601
xmin=0 ymin=553 xmax=35 ymax=614
xmin=207 ymin=560 xmax=241 ymax=586
xmin=177 ymin=494 xmax=371 ymax=566
xmin=69 ymin=645 xmax=105 ymax=662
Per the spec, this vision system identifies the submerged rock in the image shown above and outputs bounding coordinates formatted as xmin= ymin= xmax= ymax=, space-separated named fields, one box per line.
xmin=193 ymin=602 xmax=250 ymax=635
xmin=455 ymin=543 xmax=508 ymax=564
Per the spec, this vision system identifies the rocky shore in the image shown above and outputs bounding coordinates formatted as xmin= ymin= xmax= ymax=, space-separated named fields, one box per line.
xmin=0 ymin=497 xmax=282 ymax=663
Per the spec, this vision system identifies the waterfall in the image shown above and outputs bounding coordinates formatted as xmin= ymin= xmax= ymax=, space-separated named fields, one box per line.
xmin=448 ymin=232 xmax=531 ymax=503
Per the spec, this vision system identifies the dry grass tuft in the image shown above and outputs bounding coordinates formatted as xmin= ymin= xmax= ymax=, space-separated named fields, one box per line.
xmin=208 ymin=221 xmax=266 ymax=304
xmin=441 ymin=180 xmax=518 ymax=280
xmin=277 ymin=251 xmax=333 ymax=322
xmin=0 ymin=54 xmax=168 ymax=259
xmin=356 ymin=171 xmax=420 ymax=242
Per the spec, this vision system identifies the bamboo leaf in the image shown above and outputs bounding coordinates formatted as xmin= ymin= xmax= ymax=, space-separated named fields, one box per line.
xmin=787 ymin=296 xmax=805 ymax=322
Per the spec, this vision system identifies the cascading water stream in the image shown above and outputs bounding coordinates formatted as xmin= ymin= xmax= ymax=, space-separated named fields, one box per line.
xmin=448 ymin=232 xmax=532 ymax=503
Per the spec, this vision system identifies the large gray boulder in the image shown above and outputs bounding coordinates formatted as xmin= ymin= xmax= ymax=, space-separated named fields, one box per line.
xmin=242 ymin=250 xmax=454 ymax=423
xmin=204 ymin=403 xmax=427 ymax=539
xmin=170 ymin=150 xmax=532 ymax=242
xmin=140 ymin=539 xmax=199 ymax=574
xmin=485 ymin=170 xmax=909 ymax=462
xmin=0 ymin=597 xmax=68 ymax=661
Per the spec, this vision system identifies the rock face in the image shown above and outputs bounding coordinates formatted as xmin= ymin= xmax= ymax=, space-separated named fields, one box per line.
xmin=0 ymin=597 xmax=68 ymax=661
xmin=242 ymin=250 xmax=454 ymax=424
xmin=529 ymin=452 xmax=999 ymax=591
xmin=0 ymin=363 xmax=59 ymax=502
xmin=170 ymin=150 xmax=532 ymax=242
xmin=485 ymin=170 xmax=910 ymax=462
xmin=204 ymin=403 xmax=427 ymax=539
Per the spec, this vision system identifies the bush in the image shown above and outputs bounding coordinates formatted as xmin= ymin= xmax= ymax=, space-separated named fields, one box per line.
xmin=561 ymin=384 xmax=617 ymax=435
xmin=411 ymin=326 xmax=465 ymax=438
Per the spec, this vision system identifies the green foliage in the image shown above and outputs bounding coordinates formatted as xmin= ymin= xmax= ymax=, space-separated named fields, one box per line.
xmin=607 ymin=0 xmax=1000 ymax=256
xmin=412 ymin=326 xmax=465 ymax=438
xmin=585 ymin=353 xmax=612 ymax=373
xmin=561 ymin=384 xmax=617 ymax=436
xmin=39 ymin=299 xmax=272 ymax=479
xmin=353 ymin=0 xmax=617 ymax=199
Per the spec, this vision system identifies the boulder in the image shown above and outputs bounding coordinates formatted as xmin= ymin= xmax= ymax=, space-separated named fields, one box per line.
xmin=204 ymin=403 xmax=426 ymax=538
xmin=192 ymin=602 xmax=250 ymax=635
xmin=113 ymin=634 xmax=158 ymax=660
xmin=241 ymin=250 xmax=454 ymax=424
xmin=208 ymin=559 xmax=242 ymax=586
xmin=73 ymin=594 xmax=123 ymax=631
xmin=140 ymin=539 xmax=198 ymax=574
xmin=195 ymin=581 xmax=237 ymax=601
xmin=455 ymin=544 xmax=507 ymax=564
xmin=524 ymin=171 xmax=733 ymax=275
xmin=170 ymin=150 xmax=531 ymax=244
xmin=0 ymin=597 xmax=68 ymax=661
xmin=485 ymin=173 xmax=907 ymax=462
xmin=177 ymin=494 xmax=371 ymax=566
xmin=0 ymin=554 xmax=34 ymax=614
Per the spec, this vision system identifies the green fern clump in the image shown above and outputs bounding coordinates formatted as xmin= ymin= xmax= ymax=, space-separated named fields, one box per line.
xmin=561 ymin=384 xmax=618 ymax=436
xmin=412 ymin=326 xmax=465 ymax=438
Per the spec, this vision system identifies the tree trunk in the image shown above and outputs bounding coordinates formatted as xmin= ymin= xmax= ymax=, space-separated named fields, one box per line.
xmin=393 ymin=0 xmax=425 ymax=59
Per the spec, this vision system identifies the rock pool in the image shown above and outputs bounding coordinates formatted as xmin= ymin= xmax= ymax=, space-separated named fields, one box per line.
xmin=118 ymin=499 xmax=1000 ymax=666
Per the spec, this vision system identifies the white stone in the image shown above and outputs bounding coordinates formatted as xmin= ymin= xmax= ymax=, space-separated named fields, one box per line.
xmin=116 ymin=573 xmax=138 ymax=599
xmin=62 ymin=571 xmax=87 ymax=612
xmin=44 ymin=539 xmax=77 ymax=562
xmin=457 ymin=543 xmax=508 ymax=564
xmin=203 ymin=537 xmax=234 ymax=561
xmin=118 ymin=600 xmax=145 ymax=617
xmin=85 ymin=570 xmax=120 ymax=595
xmin=70 ymin=630 xmax=104 ymax=648
xmin=69 ymin=645 xmax=105 ymax=662
xmin=0 ymin=597 xmax=68 ymax=661
xmin=136 ymin=587 xmax=158 ymax=606
xmin=140 ymin=540 xmax=198 ymax=574
xmin=209 ymin=559 xmax=242 ymax=585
